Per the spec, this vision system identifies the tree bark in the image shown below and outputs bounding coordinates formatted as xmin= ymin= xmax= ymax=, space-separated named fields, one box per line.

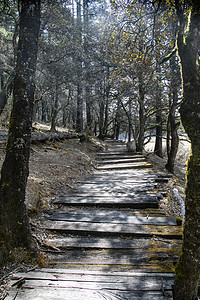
xmin=83 ymin=0 xmax=92 ymax=132
xmin=154 ymin=66 xmax=163 ymax=157
xmin=174 ymin=3 xmax=200 ymax=299
xmin=165 ymin=57 xmax=180 ymax=174
xmin=0 ymin=0 xmax=40 ymax=259
xmin=136 ymin=76 xmax=145 ymax=153
xmin=50 ymin=81 xmax=59 ymax=132
xmin=76 ymin=0 xmax=83 ymax=132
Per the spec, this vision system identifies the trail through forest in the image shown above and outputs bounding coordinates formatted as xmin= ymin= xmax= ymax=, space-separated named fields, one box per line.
xmin=3 ymin=139 xmax=184 ymax=300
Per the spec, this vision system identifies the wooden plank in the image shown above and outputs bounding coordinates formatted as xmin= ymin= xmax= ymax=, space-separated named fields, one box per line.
xmin=10 ymin=272 xmax=175 ymax=289
xmin=96 ymin=152 xmax=131 ymax=156
xmin=47 ymin=212 xmax=177 ymax=226
xmin=96 ymin=163 xmax=153 ymax=170
xmin=78 ymin=179 xmax=154 ymax=184
xmin=75 ymin=186 xmax=157 ymax=194
xmin=50 ymin=208 xmax=167 ymax=217
xmin=87 ymin=172 xmax=171 ymax=179
xmin=47 ymin=248 xmax=179 ymax=268
xmin=6 ymin=288 xmax=172 ymax=300
xmin=10 ymin=277 xmax=174 ymax=291
xmin=97 ymin=158 xmax=147 ymax=164
xmin=75 ymin=182 xmax=156 ymax=188
xmin=3 ymin=289 xmax=175 ymax=300
xmin=46 ymin=236 xmax=182 ymax=250
xmin=57 ymin=193 xmax=158 ymax=200
xmin=46 ymin=261 xmax=176 ymax=273
xmin=5 ymin=289 xmax=107 ymax=300
xmin=96 ymin=155 xmax=145 ymax=160
xmin=42 ymin=220 xmax=182 ymax=239
xmin=54 ymin=196 xmax=159 ymax=209
xmin=77 ymin=180 xmax=155 ymax=185
xmin=36 ymin=268 xmax=175 ymax=277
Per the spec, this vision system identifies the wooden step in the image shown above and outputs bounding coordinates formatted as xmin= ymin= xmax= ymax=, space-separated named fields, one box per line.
xmin=47 ymin=248 xmax=179 ymax=272
xmin=47 ymin=212 xmax=178 ymax=226
xmin=8 ymin=269 xmax=175 ymax=300
xmin=96 ymin=162 xmax=153 ymax=170
xmin=5 ymin=288 xmax=173 ymax=300
xmin=46 ymin=236 xmax=181 ymax=250
xmin=42 ymin=220 xmax=182 ymax=239
xmin=96 ymin=155 xmax=145 ymax=160
xmin=74 ymin=185 xmax=158 ymax=194
xmin=97 ymin=158 xmax=147 ymax=164
xmin=54 ymin=194 xmax=159 ymax=209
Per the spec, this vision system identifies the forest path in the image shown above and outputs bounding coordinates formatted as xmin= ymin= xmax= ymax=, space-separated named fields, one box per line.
xmin=6 ymin=139 xmax=183 ymax=299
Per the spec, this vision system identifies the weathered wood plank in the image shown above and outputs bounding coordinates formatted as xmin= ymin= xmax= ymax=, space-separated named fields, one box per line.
xmin=56 ymin=193 xmax=158 ymax=200
xmin=47 ymin=212 xmax=177 ymax=226
xmin=6 ymin=287 xmax=173 ymax=300
xmin=36 ymin=268 xmax=175 ymax=277
xmin=10 ymin=277 xmax=174 ymax=291
xmin=96 ymin=155 xmax=145 ymax=160
xmin=42 ymin=220 xmax=182 ymax=239
xmin=96 ymin=163 xmax=153 ymax=170
xmin=54 ymin=195 xmax=159 ymax=209
xmin=74 ymin=186 xmax=157 ymax=194
xmin=10 ymin=271 xmax=175 ymax=290
xmin=47 ymin=248 xmax=179 ymax=272
xmin=5 ymin=289 xmax=108 ymax=300
xmin=97 ymin=158 xmax=147 ymax=164
xmin=46 ymin=236 xmax=181 ymax=250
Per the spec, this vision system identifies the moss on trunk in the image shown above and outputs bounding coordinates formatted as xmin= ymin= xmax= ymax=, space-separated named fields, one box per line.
xmin=174 ymin=5 xmax=200 ymax=299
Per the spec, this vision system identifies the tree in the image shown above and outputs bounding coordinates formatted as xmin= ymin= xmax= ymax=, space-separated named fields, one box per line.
xmin=172 ymin=1 xmax=200 ymax=299
xmin=165 ymin=55 xmax=181 ymax=174
xmin=0 ymin=0 xmax=41 ymax=262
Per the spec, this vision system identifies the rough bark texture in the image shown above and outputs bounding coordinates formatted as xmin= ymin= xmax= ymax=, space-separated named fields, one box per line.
xmin=154 ymin=66 xmax=163 ymax=158
xmin=50 ymin=81 xmax=59 ymax=132
xmin=136 ymin=76 xmax=145 ymax=153
xmin=75 ymin=0 xmax=83 ymax=133
xmin=0 ymin=0 xmax=40 ymax=260
xmin=174 ymin=3 xmax=200 ymax=299
xmin=165 ymin=57 xmax=180 ymax=174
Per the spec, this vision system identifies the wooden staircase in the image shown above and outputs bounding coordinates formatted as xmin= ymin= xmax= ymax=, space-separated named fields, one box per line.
xmin=6 ymin=139 xmax=183 ymax=299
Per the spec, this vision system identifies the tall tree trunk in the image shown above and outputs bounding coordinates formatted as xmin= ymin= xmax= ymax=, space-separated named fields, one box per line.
xmin=76 ymin=0 xmax=83 ymax=132
xmin=165 ymin=57 xmax=180 ymax=174
xmin=174 ymin=4 xmax=200 ymax=300
xmin=50 ymin=81 xmax=59 ymax=132
xmin=136 ymin=76 xmax=145 ymax=153
xmin=0 ymin=0 xmax=40 ymax=260
xmin=83 ymin=0 xmax=92 ymax=132
xmin=154 ymin=66 xmax=163 ymax=157
xmin=103 ymin=66 xmax=111 ymax=136
xmin=98 ymin=94 xmax=104 ymax=139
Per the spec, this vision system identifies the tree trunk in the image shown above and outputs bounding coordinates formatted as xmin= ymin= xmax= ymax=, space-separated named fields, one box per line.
xmin=174 ymin=5 xmax=200 ymax=300
xmin=98 ymin=94 xmax=104 ymax=140
xmin=103 ymin=66 xmax=111 ymax=136
xmin=136 ymin=76 xmax=145 ymax=153
xmin=83 ymin=0 xmax=92 ymax=132
xmin=154 ymin=66 xmax=163 ymax=157
xmin=50 ymin=81 xmax=59 ymax=132
xmin=75 ymin=0 xmax=83 ymax=132
xmin=0 ymin=0 xmax=40 ymax=259
xmin=165 ymin=57 xmax=180 ymax=174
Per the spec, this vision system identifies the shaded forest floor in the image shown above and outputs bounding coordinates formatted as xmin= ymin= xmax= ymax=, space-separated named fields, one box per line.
xmin=0 ymin=128 xmax=190 ymax=299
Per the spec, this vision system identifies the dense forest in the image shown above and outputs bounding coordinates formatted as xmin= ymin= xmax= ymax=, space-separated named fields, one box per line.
xmin=0 ymin=0 xmax=199 ymax=299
